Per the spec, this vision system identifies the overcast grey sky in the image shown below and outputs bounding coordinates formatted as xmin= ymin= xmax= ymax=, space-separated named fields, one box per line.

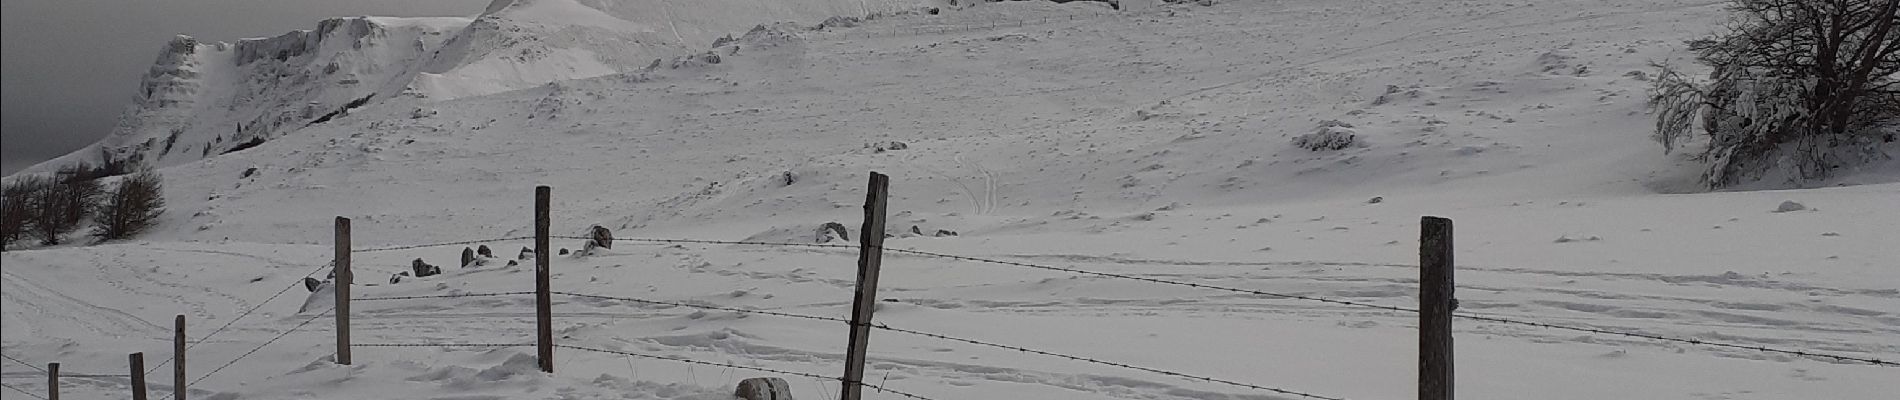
xmin=1 ymin=0 xmax=490 ymax=175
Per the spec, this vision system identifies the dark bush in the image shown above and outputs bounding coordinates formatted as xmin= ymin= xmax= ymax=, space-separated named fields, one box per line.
xmin=0 ymin=176 xmax=51 ymax=249
xmin=92 ymin=169 xmax=166 ymax=241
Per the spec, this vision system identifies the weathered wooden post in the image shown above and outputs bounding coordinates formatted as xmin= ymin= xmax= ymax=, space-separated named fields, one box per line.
xmin=46 ymin=362 xmax=58 ymax=400
xmin=1419 ymin=216 xmax=1455 ymax=400
xmin=334 ymin=216 xmax=352 ymax=365
xmin=535 ymin=185 xmax=554 ymax=373
xmin=840 ymin=172 xmax=889 ymax=400
xmin=129 ymin=353 xmax=147 ymax=400
xmin=174 ymin=315 xmax=186 ymax=400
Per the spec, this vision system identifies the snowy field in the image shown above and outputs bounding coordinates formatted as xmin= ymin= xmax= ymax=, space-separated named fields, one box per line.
xmin=3 ymin=0 xmax=1897 ymax=399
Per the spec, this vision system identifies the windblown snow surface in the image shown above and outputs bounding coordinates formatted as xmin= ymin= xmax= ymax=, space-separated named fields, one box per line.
xmin=3 ymin=1 xmax=1897 ymax=399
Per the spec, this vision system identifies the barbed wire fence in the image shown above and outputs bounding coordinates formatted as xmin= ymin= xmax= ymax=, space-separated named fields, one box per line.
xmin=8 ymin=177 xmax=1894 ymax=400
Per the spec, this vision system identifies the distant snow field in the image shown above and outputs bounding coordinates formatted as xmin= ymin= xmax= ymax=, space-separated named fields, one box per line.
xmin=3 ymin=0 xmax=1895 ymax=400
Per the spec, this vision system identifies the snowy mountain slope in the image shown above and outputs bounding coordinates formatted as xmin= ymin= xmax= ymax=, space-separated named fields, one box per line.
xmin=13 ymin=0 xmax=947 ymax=176
xmin=17 ymin=17 xmax=471 ymax=174
xmin=412 ymin=0 xmax=948 ymax=99
xmin=3 ymin=1 xmax=1897 ymax=400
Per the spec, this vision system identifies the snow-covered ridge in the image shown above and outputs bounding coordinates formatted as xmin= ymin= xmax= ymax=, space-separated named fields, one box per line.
xmin=18 ymin=16 xmax=469 ymax=175
xmin=14 ymin=0 xmax=945 ymax=176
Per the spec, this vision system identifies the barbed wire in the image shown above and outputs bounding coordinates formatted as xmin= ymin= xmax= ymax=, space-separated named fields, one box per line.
xmin=548 ymin=236 xmax=859 ymax=251
xmin=553 ymin=344 xmax=938 ymax=400
xmin=2 ymin=352 xmax=126 ymax=378
xmin=0 ymin=382 xmax=47 ymax=400
xmin=146 ymin=260 xmax=334 ymax=376
xmin=1450 ymin=312 xmax=1894 ymax=366
xmin=884 ymin=247 xmax=1417 ymax=312
xmin=881 ymin=247 xmax=1899 ymax=367
xmin=871 ymin=323 xmax=1346 ymax=400
xmin=162 ymin=308 xmax=334 ymax=400
xmin=353 ymin=291 xmax=535 ymax=302
xmin=553 ymin=292 xmax=848 ymax=323
xmin=357 ymin=236 xmax=536 ymax=253
xmin=552 ymin=292 xmax=1344 ymax=398
xmin=351 ymin=343 xmax=532 ymax=348
xmin=0 ymin=354 xmax=44 ymax=373
xmin=58 ymin=373 xmax=130 ymax=378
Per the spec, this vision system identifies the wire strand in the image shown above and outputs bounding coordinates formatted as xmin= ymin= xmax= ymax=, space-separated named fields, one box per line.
xmin=0 ymin=354 xmax=45 ymax=373
xmin=880 ymin=247 xmax=1898 ymax=367
xmin=147 ymin=261 xmax=335 ymax=375
xmin=553 ymin=292 xmax=848 ymax=323
xmin=0 ymin=381 xmax=47 ymax=400
xmin=357 ymin=236 xmax=537 ymax=253
xmin=873 ymin=323 xmax=1347 ymax=400
xmin=353 ymin=291 xmax=535 ymax=302
xmin=350 ymin=343 xmax=532 ymax=348
xmin=179 ymin=308 xmax=333 ymax=394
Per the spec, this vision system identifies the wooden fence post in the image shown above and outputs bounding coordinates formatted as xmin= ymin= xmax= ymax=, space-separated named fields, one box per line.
xmin=840 ymin=172 xmax=890 ymax=400
xmin=1419 ymin=216 xmax=1455 ymax=400
xmin=174 ymin=315 xmax=186 ymax=400
xmin=129 ymin=353 xmax=147 ymax=400
xmin=334 ymin=216 xmax=352 ymax=365
xmin=535 ymin=185 xmax=554 ymax=374
xmin=46 ymin=362 xmax=57 ymax=400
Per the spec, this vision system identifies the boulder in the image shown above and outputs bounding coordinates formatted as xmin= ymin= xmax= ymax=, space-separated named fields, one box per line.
xmin=411 ymin=259 xmax=441 ymax=278
xmin=589 ymin=225 xmax=613 ymax=249
xmin=477 ymin=245 xmax=493 ymax=258
xmin=559 ymin=248 xmax=570 ymax=255
xmin=462 ymin=247 xmax=477 ymax=267
xmin=818 ymin=222 xmax=851 ymax=243
xmin=303 ymin=277 xmax=324 ymax=292
xmin=934 ymin=229 xmax=959 ymax=237
xmin=519 ymin=247 xmax=535 ymax=260
xmin=734 ymin=377 xmax=794 ymax=400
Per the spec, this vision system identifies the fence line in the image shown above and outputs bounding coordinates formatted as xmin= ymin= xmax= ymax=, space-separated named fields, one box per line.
xmin=554 ymin=344 xmax=939 ymax=400
xmin=356 ymin=236 xmax=536 ymax=253
xmin=3 ymin=352 xmax=125 ymax=378
xmin=350 ymin=343 xmax=532 ymax=348
xmin=0 ymin=354 xmax=43 ymax=373
xmin=872 ymin=323 xmax=1345 ymax=400
xmin=145 ymin=261 xmax=334 ymax=376
xmin=157 ymin=308 xmax=334 ymax=400
xmin=551 ymin=235 xmax=858 ymax=250
xmin=553 ymin=290 xmax=1345 ymax=399
xmin=352 ymin=291 xmax=536 ymax=302
xmin=554 ymin=292 xmax=848 ymax=323
xmin=545 ymin=235 xmax=1896 ymax=367
xmin=876 ymin=247 xmax=1898 ymax=367
xmin=1 ymin=382 xmax=47 ymax=400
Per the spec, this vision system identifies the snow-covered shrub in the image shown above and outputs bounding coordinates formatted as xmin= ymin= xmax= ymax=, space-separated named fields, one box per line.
xmin=1292 ymin=121 xmax=1362 ymax=151
xmin=1648 ymin=0 xmax=1898 ymax=188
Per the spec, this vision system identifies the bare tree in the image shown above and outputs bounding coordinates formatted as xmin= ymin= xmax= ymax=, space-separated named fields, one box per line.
xmin=1650 ymin=0 xmax=1899 ymax=187
xmin=93 ymin=170 xmax=167 ymax=241
xmin=0 ymin=176 xmax=51 ymax=249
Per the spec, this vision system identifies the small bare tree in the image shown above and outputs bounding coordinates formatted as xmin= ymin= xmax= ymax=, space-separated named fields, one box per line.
xmin=1650 ymin=0 xmax=1899 ymax=187
xmin=0 ymin=176 xmax=50 ymax=249
xmin=93 ymin=170 xmax=166 ymax=241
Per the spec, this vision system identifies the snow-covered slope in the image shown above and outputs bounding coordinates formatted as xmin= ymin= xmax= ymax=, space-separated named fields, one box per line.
xmin=18 ymin=17 xmax=470 ymax=173
xmin=15 ymin=0 xmax=946 ymax=175
xmin=3 ymin=1 xmax=1896 ymax=400
xmin=411 ymin=0 xmax=946 ymax=99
